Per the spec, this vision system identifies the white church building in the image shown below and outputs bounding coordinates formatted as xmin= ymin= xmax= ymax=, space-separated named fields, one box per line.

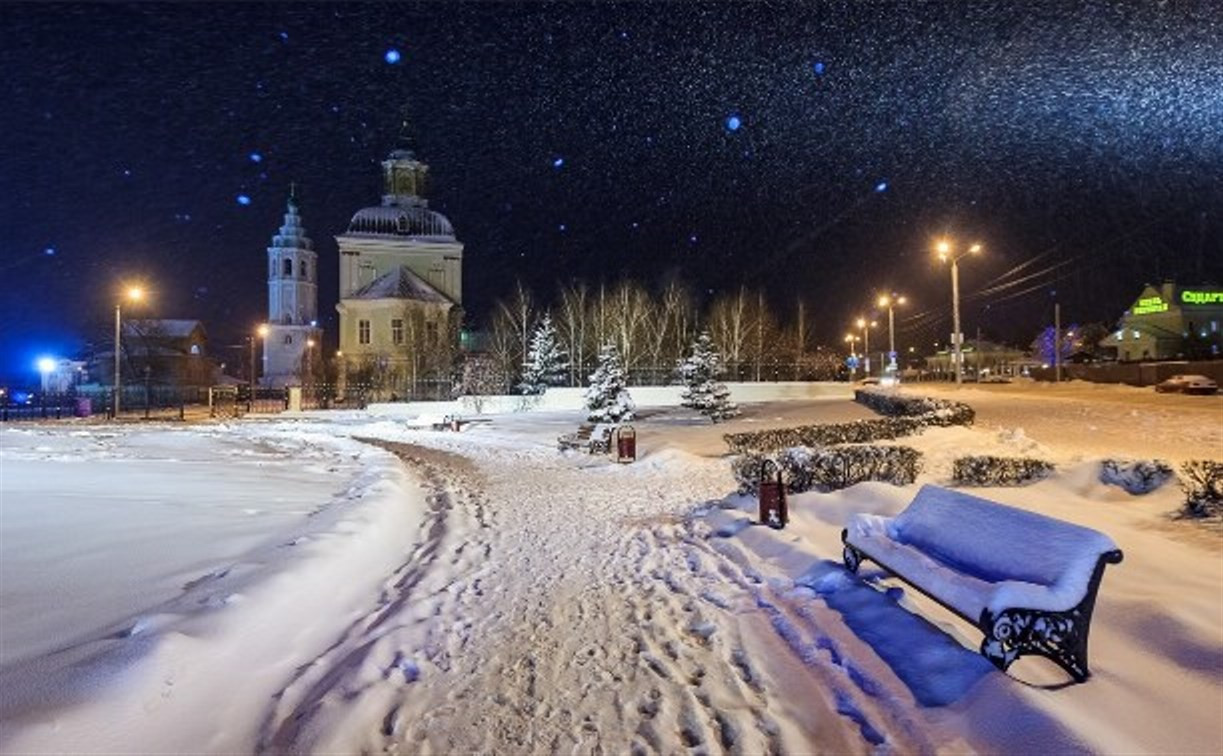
xmin=262 ymin=190 xmax=322 ymax=386
xmin=335 ymin=148 xmax=464 ymax=395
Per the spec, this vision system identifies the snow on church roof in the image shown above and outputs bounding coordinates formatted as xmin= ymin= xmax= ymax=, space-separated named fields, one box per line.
xmin=350 ymin=265 xmax=453 ymax=304
xmin=346 ymin=204 xmax=456 ymax=240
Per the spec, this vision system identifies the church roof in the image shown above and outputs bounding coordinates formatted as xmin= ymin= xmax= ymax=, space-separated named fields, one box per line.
xmin=350 ymin=265 xmax=453 ymax=305
xmin=345 ymin=203 xmax=456 ymax=240
xmin=123 ymin=319 xmax=206 ymax=339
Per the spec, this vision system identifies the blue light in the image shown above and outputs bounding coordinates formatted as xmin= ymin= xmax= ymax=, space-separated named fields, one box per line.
xmin=558 ymin=223 xmax=567 ymax=232
xmin=689 ymin=234 xmax=698 ymax=243
xmin=552 ymin=157 xmax=564 ymax=168
xmin=43 ymin=247 xmax=55 ymax=256
xmin=279 ymin=31 xmax=289 ymax=41
xmin=725 ymin=115 xmax=742 ymax=131
xmin=874 ymin=181 xmax=889 ymax=193
xmin=813 ymin=61 xmax=827 ymax=75
xmin=36 ymin=356 xmax=56 ymax=374
xmin=385 ymin=48 xmax=401 ymax=64
xmin=249 ymin=152 xmax=262 ymax=163
xmin=236 ymin=194 xmax=252 ymax=206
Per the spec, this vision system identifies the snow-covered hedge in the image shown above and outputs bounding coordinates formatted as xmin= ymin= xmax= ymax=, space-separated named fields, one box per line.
xmin=733 ymin=444 xmax=921 ymax=494
xmin=951 ymin=455 xmax=1055 ymax=487
xmin=724 ymin=416 xmax=923 ymax=455
xmin=1179 ymin=460 xmax=1223 ymax=518
xmin=723 ymin=391 xmax=974 ymax=455
xmin=1099 ymin=459 xmax=1174 ymax=495
xmin=854 ymin=389 xmax=976 ymax=426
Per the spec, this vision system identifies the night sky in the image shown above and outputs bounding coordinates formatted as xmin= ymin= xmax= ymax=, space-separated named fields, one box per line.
xmin=3 ymin=2 xmax=1221 ymax=382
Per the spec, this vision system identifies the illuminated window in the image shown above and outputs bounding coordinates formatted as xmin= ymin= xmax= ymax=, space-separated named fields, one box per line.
xmin=358 ymin=319 xmax=371 ymax=345
xmin=190 ymin=344 xmax=201 ymax=355
xmin=391 ymin=319 xmax=404 ymax=345
xmin=1131 ymin=330 xmax=1140 ymax=339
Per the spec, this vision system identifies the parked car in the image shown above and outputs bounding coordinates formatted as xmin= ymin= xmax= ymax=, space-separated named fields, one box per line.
xmin=1154 ymin=374 xmax=1219 ymax=395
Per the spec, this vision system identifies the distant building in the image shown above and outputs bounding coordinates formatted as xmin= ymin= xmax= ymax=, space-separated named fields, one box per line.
xmin=107 ymin=319 xmax=214 ymax=387
xmin=39 ymin=358 xmax=87 ymax=394
xmin=1099 ymin=282 xmax=1223 ymax=361
xmin=335 ymin=148 xmax=463 ymax=397
xmin=263 ymin=189 xmax=322 ymax=386
xmin=924 ymin=340 xmax=1029 ymax=378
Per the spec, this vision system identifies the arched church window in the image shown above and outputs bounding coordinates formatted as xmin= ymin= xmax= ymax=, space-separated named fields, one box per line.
xmin=284 ymin=335 xmax=293 ymax=345
xmin=301 ymin=260 xmax=308 ymax=279
xmin=284 ymin=259 xmax=293 ymax=276
xmin=190 ymin=344 xmax=201 ymax=355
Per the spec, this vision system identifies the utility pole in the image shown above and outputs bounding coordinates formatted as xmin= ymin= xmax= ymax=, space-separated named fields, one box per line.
xmin=1054 ymin=302 xmax=1062 ymax=383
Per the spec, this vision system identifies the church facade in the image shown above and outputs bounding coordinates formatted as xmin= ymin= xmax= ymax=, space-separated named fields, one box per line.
xmin=335 ymin=149 xmax=464 ymax=397
xmin=262 ymin=191 xmax=322 ymax=386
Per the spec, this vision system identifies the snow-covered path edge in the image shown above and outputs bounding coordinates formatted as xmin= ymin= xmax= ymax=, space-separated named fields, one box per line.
xmin=0 ymin=430 xmax=429 ymax=754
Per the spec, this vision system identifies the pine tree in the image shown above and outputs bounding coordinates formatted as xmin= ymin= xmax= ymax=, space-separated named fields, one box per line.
xmin=585 ymin=342 xmax=635 ymax=423
xmin=517 ymin=314 xmax=569 ymax=395
xmin=678 ymin=332 xmax=739 ymax=422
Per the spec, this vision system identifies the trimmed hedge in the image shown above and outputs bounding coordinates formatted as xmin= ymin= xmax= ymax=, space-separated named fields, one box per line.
xmin=1099 ymin=459 xmax=1174 ymax=495
xmin=1179 ymin=460 xmax=1223 ymax=518
xmin=723 ymin=390 xmax=974 ymax=455
xmin=854 ymin=389 xmax=976 ymax=426
xmin=952 ymin=455 xmax=1055 ymax=486
xmin=733 ymin=444 xmax=922 ymax=494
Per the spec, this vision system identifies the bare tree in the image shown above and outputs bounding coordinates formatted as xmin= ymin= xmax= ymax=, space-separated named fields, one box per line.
xmin=609 ymin=280 xmax=654 ymax=376
xmin=496 ymin=280 xmax=535 ymax=377
xmin=555 ymin=281 xmax=590 ymax=386
xmin=708 ymin=287 xmax=750 ymax=378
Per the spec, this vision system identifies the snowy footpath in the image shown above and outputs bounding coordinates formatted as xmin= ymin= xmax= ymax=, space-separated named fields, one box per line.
xmin=1 ymin=391 xmax=1221 ymax=753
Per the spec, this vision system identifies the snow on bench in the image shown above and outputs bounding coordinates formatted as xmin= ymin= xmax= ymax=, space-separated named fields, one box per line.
xmin=841 ymin=484 xmax=1123 ymax=682
xmin=557 ymin=423 xmax=615 ymax=454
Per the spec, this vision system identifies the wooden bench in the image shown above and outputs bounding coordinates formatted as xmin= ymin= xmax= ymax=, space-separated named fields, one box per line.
xmin=841 ymin=484 xmax=1123 ymax=682
xmin=557 ymin=423 xmax=615 ymax=454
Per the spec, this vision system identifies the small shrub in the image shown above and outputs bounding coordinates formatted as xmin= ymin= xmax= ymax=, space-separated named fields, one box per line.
xmin=854 ymin=389 xmax=976 ymax=426
xmin=1179 ymin=460 xmax=1223 ymax=518
xmin=1100 ymin=459 xmax=1174 ymax=495
xmin=732 ymin=445 xmax=921 ymax=494
xmin=952 ymin=455 xmax=1055 ymax=486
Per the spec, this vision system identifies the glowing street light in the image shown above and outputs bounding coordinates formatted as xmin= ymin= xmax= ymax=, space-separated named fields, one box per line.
xmin=855 ymin=317 xmax=877 ymax=376
xmin=251 ymin=324 xmax=269 ymax=397
xmin=113 ymin=285 xmax=146 ymax=418
xmin=305 ymin=338 xmax=316 ymax=382
xmin=934 ymin=239 xmax=982 ymax=385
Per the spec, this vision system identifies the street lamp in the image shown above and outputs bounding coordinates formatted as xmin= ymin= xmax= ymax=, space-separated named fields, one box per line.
xmin=855 ymin=317 xmax=877 ymax=376
xmin=113 ymin=285 xmax=145 ymax=418
xmin=877 ymin=294 xmax=907 ymax=370
xmin=935 ymin=240 xmax=982 ymax=385
xmin=844 ymin=333 xmax=860 ymax=379
xmin=251 ymin=324 xmax=269 ymax=397
xmin=305 ymin=338 xmax=316 ymax=382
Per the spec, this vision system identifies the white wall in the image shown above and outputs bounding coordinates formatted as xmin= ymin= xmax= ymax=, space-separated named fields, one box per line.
xmin=366 ymin=382 xmax=852 ymax=419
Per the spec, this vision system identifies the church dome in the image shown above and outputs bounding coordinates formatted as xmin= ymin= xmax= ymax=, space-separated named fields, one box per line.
xmin=346 ymin=204 xmax=456 ymax=240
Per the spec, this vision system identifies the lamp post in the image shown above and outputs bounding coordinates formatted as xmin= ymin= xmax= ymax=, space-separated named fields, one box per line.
xmin=113 ymin=286 xmax=144 ymax=418
xmin=250 ymin=324 xmax=269 ymax=398
xmin=877 ymin=294 xmax=907 ymax=372
xmin=855 ymin=317 xmax=877 ymax=376
xmin=936 ymin=240 xmax=982 ymax=385
xmin=305 ymin=338 xmax=316 ymax=382
xmin=844 ymin=333 xmax=860 ymax=379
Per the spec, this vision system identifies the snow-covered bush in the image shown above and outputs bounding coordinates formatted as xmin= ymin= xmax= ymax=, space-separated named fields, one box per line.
xmin=1100 ymin=459 xmax=1174 ymax=495
xmin=732 ymin=445 xmax=921 ymax=493
xmin=724 ymin=416 xmax=924 ymax=455
xmin=678 ymin=332 xmax=739 ymax=422
xmin=517 ymin=314 xmax=569 ymax=395
xmin=952 ymin=455 xmax=1055 ymax=487
xmin=1179 ymin=460 xmax=1223 ymax=518
xmin=854 ymin=389 xmax=976 ymax=426
xmin=724 ymin=391 xmax=975 ymax=455
xmin=585 ymin=343 xmax=635 ymax=423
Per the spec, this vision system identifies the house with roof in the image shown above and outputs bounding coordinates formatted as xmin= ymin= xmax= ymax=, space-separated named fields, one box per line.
xmin=334 ymin=148 xmax=463 ymax=397
xmin=1099 ymin=282 xmax=1223 ymax=361
xmin=108 ymin=318 xmax=215 ymax=387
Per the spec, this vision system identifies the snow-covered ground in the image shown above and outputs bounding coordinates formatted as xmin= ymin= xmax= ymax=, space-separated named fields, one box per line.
xmin=1 ymin=385 xmax=1220 ymax=753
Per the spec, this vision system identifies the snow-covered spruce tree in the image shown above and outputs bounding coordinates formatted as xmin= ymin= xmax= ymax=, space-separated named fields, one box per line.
xmin=517 ymin=314 xmax=569 ymax=395
xmin=678 ymin=332 xmax=739 ymax=422
xmin=585 ymin=343 xmax=635 ymax=423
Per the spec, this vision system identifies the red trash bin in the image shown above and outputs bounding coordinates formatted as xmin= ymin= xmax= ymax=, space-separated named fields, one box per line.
xmin=758 ymin=459 xmax=787 ymax=529
xmin=616 ymin=425 xmax=636 ymax=463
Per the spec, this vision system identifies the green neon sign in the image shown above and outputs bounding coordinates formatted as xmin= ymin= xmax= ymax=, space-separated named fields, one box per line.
xmin=1132 ymin=296 xmax=1168 ymax=315
xmin=1181 ymin=290 xmax=1223 ymax=305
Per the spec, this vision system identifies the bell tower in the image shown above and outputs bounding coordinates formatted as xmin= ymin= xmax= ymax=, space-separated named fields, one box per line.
xmin=263 ymin=186 xmax=322 ymax=386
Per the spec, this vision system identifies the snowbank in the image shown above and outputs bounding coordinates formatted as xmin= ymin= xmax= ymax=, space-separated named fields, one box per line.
xmin=0 ymin=423 xmax=427 ymax=753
